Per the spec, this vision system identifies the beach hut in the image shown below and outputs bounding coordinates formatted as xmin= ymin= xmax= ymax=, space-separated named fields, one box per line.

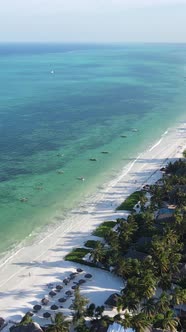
xmin=124 ymin=248 xmax=148 ymax=261
xmin=156 ymin=207 xmax=175 ymax=221
xmin=105 ymin=293 xmax=120 ymax=307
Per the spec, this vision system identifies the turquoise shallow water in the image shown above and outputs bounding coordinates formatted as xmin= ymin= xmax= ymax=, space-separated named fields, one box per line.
xmin=0 ymin=43 xmax=186 ymax=256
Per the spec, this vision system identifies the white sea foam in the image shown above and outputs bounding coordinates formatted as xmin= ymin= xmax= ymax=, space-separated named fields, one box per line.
xmin=149 ymin=138 xmax=163 ymax=152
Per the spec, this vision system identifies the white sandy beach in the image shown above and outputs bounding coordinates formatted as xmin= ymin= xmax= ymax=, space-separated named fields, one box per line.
xmin=0 ymin=123 xmax=186 ymax=326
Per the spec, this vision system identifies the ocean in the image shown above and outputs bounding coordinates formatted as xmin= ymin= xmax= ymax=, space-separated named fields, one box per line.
xmin=0 ymin=43 xmax=185 ymax=257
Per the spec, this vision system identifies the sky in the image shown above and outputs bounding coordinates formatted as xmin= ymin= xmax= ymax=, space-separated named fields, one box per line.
xmin=0 ymin=0 xmax=186 ymax=43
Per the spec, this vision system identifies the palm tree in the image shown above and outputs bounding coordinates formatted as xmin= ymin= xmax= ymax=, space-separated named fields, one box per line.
xmin=74 ymin=320 xmax=90 ymax=332
xmin=141 ymin=211 xmax=156 ymax=235
xmin=104 ymin=229 xmax=119 ymax=248
xmin=86 ymin=303 xmax=96 ymax=319
xmin=46 ymin=313 xmax=70 ymax=332
xmin=72 ymin=287 xmax=89 ymax=327
xmin=131 ymin=313 xmax=151 ymax=332
xmin=161 ymin=310 xmax=179 ymax=332
xmin=121 ymin=289 xmax=140 ymax=313
xmin=158 ymin=272 xmax=172 ymax=291
xmin=114 ymin=259 xmax=132 ymax=279
xmin=151 ymin=234 xmax=181 ymax=278
xmin=171 ymin=287 xmax=186 ymax=306
xmin=151 ymin=185 xmax=164 ymax=207
xmin=90 ymin=241 xmax=105 ymax=264
xmin=141 ymin=298 xmax=157 ymax=318
xmin=156 ymin=292 xmax=171 ymax=314
xmin=118 ymin=218 xmax=138 ymax=250
xmin=121 ymin=313 xmax=132 ymax=329
xmin=95 ymin=305 xmax=105 ymax=319
xmin=174 ymin=209 xmax=186 ymax=238
xmin=140 ymin=270 xmax=157 ymax=299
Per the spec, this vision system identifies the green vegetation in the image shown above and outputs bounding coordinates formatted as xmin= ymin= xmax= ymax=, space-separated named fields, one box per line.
xmin=183 ymin=149 xmax=186 ymax=158
xmin=64 ymin=248 xmax=93 ymax=266
xmin=46 ymin=313 xmax=70 ymax=332
xmin=116 ymin=190 xmax=146 ymax=211
xmin=92 ymin=221 xmax=116 ymax=237
xmin=65 ymin=247 xmax=89 ymax=261
xmin=72 ymin=287 xmax=89 ymax=332
xmin=65 ymin=248 xmax=98 ymax=267
xmin=16 ymin=156 xmax=186 ymax=332
xmin=84 ymin=240 xmax=99 ymax=248
xmin=18 ymin=313 xmax=33 ymax=326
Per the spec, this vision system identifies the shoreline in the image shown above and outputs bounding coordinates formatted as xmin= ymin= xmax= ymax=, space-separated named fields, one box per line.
xmin=0 ymin=122 xmax=185 ymax=322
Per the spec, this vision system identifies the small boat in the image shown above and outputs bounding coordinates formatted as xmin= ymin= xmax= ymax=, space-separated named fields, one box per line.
xmin=35 ymin=186 xmax=43 ymax=190
xmin=57 ymin=153 xmax=64 ymax=157
xmin=20 ymin=197 xmax=28 ymax=202
xmin=51 ymin=70 xmax=55 ymax=74
xmin=120 ymin=135 xmax=127 ymax=138
xmin=101 ymin=151 xmax=109 ymax=154
xmin=89 ymin=158 xmax=97 ymax=161
xmin=131 ymin=128 xmax=138 ymax=132
xmin=57 ymin=170 xmax=64 ymax=174
xmin=77 ymin=177 xmax=85 ymax=181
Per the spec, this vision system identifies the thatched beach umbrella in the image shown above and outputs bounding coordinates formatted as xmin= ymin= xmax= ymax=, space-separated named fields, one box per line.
xmin=41 ymin=298 xmax=49 ymax=306
xmin=49 ymin=290 xmax=57 ymax=297
xmin=55 ymin=289 xmax=61 ymax=293
xmin=33 ymin=305 xmax=42 ymax=312
xmin=56 ymin=285 xmax=63 ymax=291
xmin=43 ymin=312 xmax=51 ymax=318
xmin=65 ymin=290 xmax=72 ymax=296
xmin=69 ymin=275 xmax=76 ymax=280
xmin=71 ymin=285 xmax=77 ymax=290
xmin=84 ymin=273 xmax=92 ymax=279
xmin=63 ymin=278 xmax=70 ymax=285
xmin=51 ymin=304 xmax=59 ymax=311
xmin=78 ymin=279 xmax=86 ymax=285
xmin=58 ymin=297 xmax=66 ymax=303
xmin=70 ymin=272 xmax=77 ymax=277
xmin=105 ymin=293 xmax=120 ymax=307
xmin=76 ymin=268 xmax=83 ymax=273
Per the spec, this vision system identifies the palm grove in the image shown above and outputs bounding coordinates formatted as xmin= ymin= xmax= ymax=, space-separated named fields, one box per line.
xmin=16 ymin=155 xmax=186 ymax=332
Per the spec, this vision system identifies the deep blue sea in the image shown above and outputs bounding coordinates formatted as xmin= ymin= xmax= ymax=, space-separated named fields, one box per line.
xmin=0 ymin=43 xmax=186 ymax=256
